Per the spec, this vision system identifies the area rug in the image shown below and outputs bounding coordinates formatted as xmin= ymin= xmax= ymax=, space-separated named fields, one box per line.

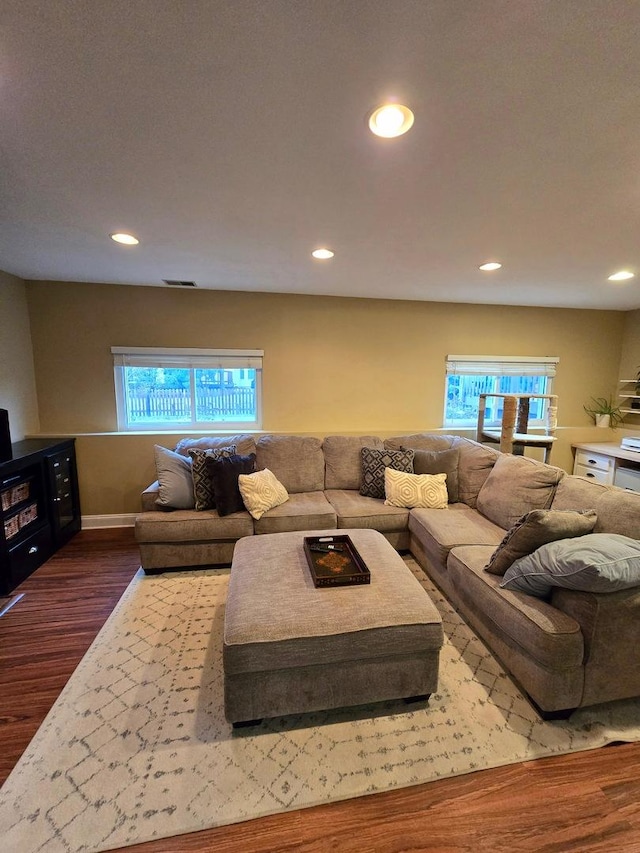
xmin=1 ymin=560 xmax=640 ymax=853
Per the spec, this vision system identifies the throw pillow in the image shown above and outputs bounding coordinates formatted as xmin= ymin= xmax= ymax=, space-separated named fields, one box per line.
xmin=404 ymin=446 xmax=460 ymax=503
xmin=384 ymin=468 xmax=448 ymax=509
xmin=484 ymin=509 xmax=598 ymax=576
xmin=238 ymin=468 xmax=289 ymax=520
xmin=475 ymin=454 xmax=564 ymax=530
xmin=153 ymin=445 xmax=195 ymax=509
xmin=500 ymin=533 xmax=640 ymax=598
xmin=188 ymin=445 xmax=236 ymax=510
xmin=360 ymin=447 xmax=414 ymax=499
xmin=205 ymin=453 xmax=256 ymax=516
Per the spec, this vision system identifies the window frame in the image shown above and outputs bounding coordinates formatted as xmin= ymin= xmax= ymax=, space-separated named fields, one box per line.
xmin=112 ymin=347 xmax=264 ymax=432
xmin=443 ymin=355 xmax=559 ymax=429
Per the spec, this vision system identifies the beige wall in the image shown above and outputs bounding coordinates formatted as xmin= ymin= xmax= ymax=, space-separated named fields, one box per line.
xmin=0 ymin=270 xmax=39 ymax=441
xmin=25 ymin=281 xmax=631 ymax=516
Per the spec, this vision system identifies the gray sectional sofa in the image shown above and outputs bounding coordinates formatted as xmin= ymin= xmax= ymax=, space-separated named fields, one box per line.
xmin=135 ymin=432 xmax=640 ymax=717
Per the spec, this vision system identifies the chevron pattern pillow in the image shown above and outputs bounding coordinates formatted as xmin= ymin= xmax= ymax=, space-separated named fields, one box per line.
xmin=360 ymin=447 xmax=414 ymax=499
xmin=238 ymin=468 xmax=289 ymax=520
xmin=383 ymin=467 xmax=448 ymax=509
xmin=188 ymin=445 xmax=236 ymax=510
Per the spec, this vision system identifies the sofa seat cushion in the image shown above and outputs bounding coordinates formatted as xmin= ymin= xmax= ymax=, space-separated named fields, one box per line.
xmin=325 ymin=489 xmax=409 ymax=533
xmin=135 ymin=508 xmax=253 ymax=543
xmin=476 ymin=454 xmax=565 ymax=530
xmin=254 ymin=491 xmax=337 ymax=535
xmin=409 ymin=503 xmax=505 ymax=565
xmin=256 ymin=434 xmax=325 ymax=493
xmin=447 ymin=545 xmax=584 ymax=670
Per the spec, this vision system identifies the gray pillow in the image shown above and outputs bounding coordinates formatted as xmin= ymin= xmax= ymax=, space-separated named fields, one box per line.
xmin=154 ymin=445 xmax=195 ymax=509
xmin=500 ymin=533 xmax=640 ymax=598
xmin=404 ymin=447 xmax=459 ymax=503
xmin=476 ymin=454 xmax=564 ymax=529
xmin=359 ymin=447 xmax=414 ymax=499
xmin=485 ymin=509 xmax=598 ymax=575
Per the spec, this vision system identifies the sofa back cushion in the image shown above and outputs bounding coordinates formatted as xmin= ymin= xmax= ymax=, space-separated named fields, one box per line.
xmin=476 ymin=454 xmax=564 ymax=529
xmin=551 ymin=476 xmax=640 ymax=539
xmin=323 ymin=435 xmax=384 ymax=490
xmin=255 ymin=434 xmax=325 ymax=493
xmin=593 ymin=489 xmax=640 ymax=538
xmin=550 ymin=475 xmax=609 ymax=511
xmin=174 ymin=434 xmax=256 ymax=458
xmin=450 ymin=437 xmax=500 ymax=508
xmin=384 ymin=433 xmax=457 ymax=452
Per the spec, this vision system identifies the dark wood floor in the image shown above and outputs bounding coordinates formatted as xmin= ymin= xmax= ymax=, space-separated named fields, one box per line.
xmin=1 ymin=530 xmax=640 ymax=853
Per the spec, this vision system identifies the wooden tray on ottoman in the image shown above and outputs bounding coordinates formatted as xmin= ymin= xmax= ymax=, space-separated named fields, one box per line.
xmin=303 ymin=534 xmax=371 ymax=588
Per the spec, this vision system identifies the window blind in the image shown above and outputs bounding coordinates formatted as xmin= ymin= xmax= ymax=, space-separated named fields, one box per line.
xmin=445 ymin=355 xmax=558 ymax=377
xmin=111 ymin=347 xmax=263 ymax=370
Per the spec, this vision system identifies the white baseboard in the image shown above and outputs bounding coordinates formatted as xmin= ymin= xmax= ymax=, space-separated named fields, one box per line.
xmin=82 ymin=514 xmax=137 ymax=529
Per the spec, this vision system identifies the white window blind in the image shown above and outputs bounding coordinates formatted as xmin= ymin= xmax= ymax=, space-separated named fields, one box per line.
xmin=445 ymin=355 xmax=558 ymax=377
xmin=111 ymin=347 xmax=263 ymax=370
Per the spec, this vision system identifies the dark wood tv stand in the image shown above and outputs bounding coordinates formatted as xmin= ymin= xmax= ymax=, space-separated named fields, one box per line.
xmin=0 ymin=438 xmax=80 ymax=595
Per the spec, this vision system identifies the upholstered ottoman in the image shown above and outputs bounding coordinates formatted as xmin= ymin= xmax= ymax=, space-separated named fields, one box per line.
xmin=223 ymin=528 xmax=443 ymax=726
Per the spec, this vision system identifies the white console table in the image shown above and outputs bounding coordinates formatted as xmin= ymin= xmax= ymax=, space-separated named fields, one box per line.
xmin=572 ymin=442 xmax=640 ymax=492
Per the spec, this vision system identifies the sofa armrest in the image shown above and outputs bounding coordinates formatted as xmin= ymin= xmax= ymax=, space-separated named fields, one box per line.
xmin=551 ymin=586 xmax=640 ymax=705
xmin=141 ymin=481 xmax=160 ymax=512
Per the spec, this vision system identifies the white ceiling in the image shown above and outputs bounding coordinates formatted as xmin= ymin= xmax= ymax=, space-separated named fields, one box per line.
xmin=2 ymin=0 xmax=640 ymax=310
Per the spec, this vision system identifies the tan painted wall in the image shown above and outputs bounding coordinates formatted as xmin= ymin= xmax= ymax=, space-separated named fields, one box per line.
xmin=0 ymin=270 xmax=39 ymax=441
xmin=25 ymin=281 xmax=629 ymax=516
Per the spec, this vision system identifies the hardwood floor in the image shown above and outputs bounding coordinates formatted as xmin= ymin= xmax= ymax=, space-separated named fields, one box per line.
xmin=1 ymin=529 xmax=640 ymax=853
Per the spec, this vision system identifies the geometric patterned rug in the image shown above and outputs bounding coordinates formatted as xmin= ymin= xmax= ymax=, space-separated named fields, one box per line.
xmin=1 ymin=558 xmax=639 ymax=853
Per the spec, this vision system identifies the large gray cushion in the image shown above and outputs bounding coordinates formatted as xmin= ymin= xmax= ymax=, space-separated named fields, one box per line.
xmin=501 ymin=533 xmax=640 ymax=598
xmin=323 ymin=435 xmax=384 ymax=490
xmin=153 ymin=445 xmax=194 ymax=509
xmin=384 ymin=433 xmax=457 ymax=452
xmin=485 ymin=509 xmax=598 ymax=575
xmin=450 ymin=437 xmax=500 ymax=508
xmin=256 ymin=434 xmax=325 ymax=493
xmin=476 ymin=454 xmax=564 ymax=529
xmin=254 ymin=491 xmax=337 ymax=535
xmin=325 ymin=489 xmax=409 ymax=533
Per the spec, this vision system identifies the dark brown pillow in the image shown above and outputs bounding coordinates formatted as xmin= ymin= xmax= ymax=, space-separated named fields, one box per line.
xmin=484 ymin=509 xmax=598 ymax=575
xmin=205 ymin=453 xmax=256 ymax=516
xmin=405 ymin=447 xmax=460 ymax=503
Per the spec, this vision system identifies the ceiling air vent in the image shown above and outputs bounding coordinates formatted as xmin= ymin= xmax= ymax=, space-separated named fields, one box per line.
xmin=162 ymin=279 xmax=197 ymax=287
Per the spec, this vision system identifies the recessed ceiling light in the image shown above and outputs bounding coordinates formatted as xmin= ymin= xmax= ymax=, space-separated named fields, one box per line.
xmin=479 ymin=261 xmax=502 ymax=271
xmin=608 ymin=270 xmax=635 ymax=281
xmin=110 ymin=232 xmax=139 ymax=245
xmin=312 ymin=248 xmax=334 ymax=260
xmin=368 ymin=104 xmax=414 ymax=138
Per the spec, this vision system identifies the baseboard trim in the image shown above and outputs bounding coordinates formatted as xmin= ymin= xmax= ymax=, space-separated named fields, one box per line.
xmin=82 ymin=514 xmax=137 ymax=529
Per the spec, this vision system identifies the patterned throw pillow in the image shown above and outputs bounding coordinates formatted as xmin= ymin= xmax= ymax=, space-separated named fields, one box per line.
xmin=359 ymin=447 xmax=414 ymax=499
xmin=188 ymin=445 xmax=236 ymax=510
xmin=404 ymin=446 xmax=460 ymax=503
xmin=384 ymin=468 xmax=448 ymax=509
xmin=238 ymin=468 xmax=289 ymax=520
xmin=484 ymin=509 xmax=598 ymax=575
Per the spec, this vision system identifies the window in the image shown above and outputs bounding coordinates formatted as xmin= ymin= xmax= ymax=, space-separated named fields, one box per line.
xmin=444 ymin=355 xmax=558 ymax=428
xmin=112 ymin=347 xmax=263 ymax=431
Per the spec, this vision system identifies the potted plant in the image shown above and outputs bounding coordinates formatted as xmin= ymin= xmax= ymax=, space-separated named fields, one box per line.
xmin=583 ymin=396 xmax=623 ymax=428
